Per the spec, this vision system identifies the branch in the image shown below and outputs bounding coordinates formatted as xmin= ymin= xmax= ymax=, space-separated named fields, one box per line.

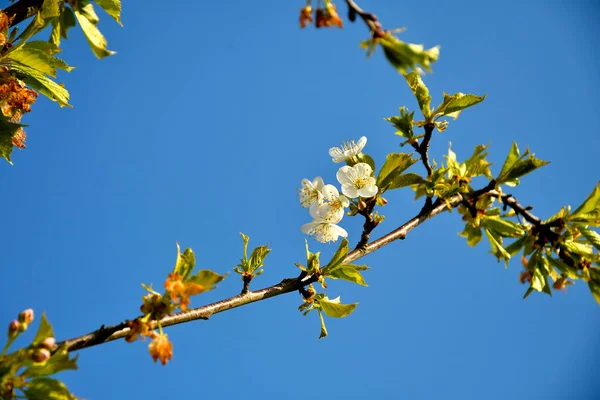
xmin=344 ymin=0 xmax=384 ymax=37
xmin=56 ymin=187 xmax=492 ymax=353
xmin=3 ymin=0 xmax=43 ymax=27
xmin=411 ymin=124 xmax=434 ymax=177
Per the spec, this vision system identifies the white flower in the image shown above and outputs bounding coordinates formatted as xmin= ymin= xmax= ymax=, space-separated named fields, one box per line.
xmin=336 ymin=162 xmax=378 ymax=198
xmin=299 ymin=176 xmax=325 ymax=213
xmin=329 ymin=136 xmax=367 ymax=163
xmin=301 ymin=207 xmax=348 ymax=243
xmin=318 ymin=185 xmax=349 ymax=221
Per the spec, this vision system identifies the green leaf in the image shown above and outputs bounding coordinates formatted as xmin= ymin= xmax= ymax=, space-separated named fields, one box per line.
xmin=5 ymin=45 xmax=74 ymax=78
xmin=387 ymin=172 xmax=426 ymax=190
xmin=318 ymin=310 xmax=328 ymax=339
xmin=94 ymin=0 xmax=123 ymax=25
xmin=61 ymin=6 xmax=77 ymax=39
xmin=24 ymin=378 xmax=77 ymax=400
xmin=579 ymin=227 xmax=600 ymax=251
xmin=248 ymin=244 xmax=271 ymax=274
xmin=322 ymin=238 xmax=349 ymax=274
xmin=531 ymin=266 xmax=546 ymax=293
xmin=503 ymin=234 xmax=529 ymax=256
xmin=0 ymin=116 xmax=26 ymax=164
xmin=484 ymin=229 xmax=510 ymax=266
xmin=384 ymin=106 xmax=414 ymax=139
xmin=570 ymin=183 xmax=600 ymax=226
xmin=377 ymin=152 xmax=418 ymax=191
xmin=8 ymin=62 xmax=71 ymax=107
xmin=173 ymin=244 xmax=195 ymax=280
xmin=433 ymin=92 xmax=486 ymax=119
xmin=495 ymin=143 xmax=549 ymax=185
xmin=24 ymin=347 xmax=78 ymax=378
xmin=588 ymin=280 xmax=600 ymax=305
xmin=74 ymin=1 xmax=116 ymax=58
xmin=497 ymin=142 xmax=520 ymax=185
xmin=460 ymin=223 xmax=483 ymax=247
xmin=404 ymin=71 xmax=432 ymax=119
xmin=481 ymin=216 xmax=525 ymax=238
xmin=377 ymin=33 xmax=439 ymax=74
xmin=464 ymin=144 xmax=492 ymax=179
xmin=186 ymin=270 xmax=227 ymax=290
xmin=326 ymin=264 xmax=368 ymax=286
xmin=33 ymin=313 xmax=54 ymax=346
xmin=318 ymin=296 xmax=358 ymax=318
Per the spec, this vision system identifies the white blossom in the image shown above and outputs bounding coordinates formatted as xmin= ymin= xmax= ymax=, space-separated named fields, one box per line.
xmin=318 ymin=184 xmax=350 ymax=221
xmin=329 ymin=136 xmax=367 ymax=163
xmin=299 ymin=176 xmax=325 ymax=213
xmin=336 ymin=162 xmax=378 ymax=198
xmin=301 ymin=207 xmax=348 ymax=243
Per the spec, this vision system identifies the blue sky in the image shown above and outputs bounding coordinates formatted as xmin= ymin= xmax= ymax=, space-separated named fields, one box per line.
xmin=1 ymin=0 xmax=599 ymax=399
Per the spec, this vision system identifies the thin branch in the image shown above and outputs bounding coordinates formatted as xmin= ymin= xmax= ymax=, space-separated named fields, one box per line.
xmin=344 ymin=0 xmax=384 ymax=36
xmin=411 ymin=124 xmax=434 ymax=177
xmin=3 ymin=0 xmax=43 ymax=27
xmin=56 ymin=186 xmax=495 ymax=353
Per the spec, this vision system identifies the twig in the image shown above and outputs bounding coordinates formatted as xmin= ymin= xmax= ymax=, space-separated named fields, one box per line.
xmin=3 ymin=0 xmax=43 ymax=27
xmin=411 ymin=124 xmax=434 ymax=177
xmin=344 ymin=0 xmax=384 ymax=37
xmin=56 ymin=186 xmax=500 ymax=353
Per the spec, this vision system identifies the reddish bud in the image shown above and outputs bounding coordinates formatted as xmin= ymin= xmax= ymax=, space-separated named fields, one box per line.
xmin=31 ymin=348 xmax=51 ymax=363
xmin=18 ymin=309 xmax=34 ymax=324
xmin=8 ymin=320 xmax=20 ymax=339
xmin=40 ymin=337 xmax=56 ymax=350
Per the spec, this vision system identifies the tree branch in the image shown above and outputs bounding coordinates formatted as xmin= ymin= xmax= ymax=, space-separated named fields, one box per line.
xmin=3 ymin=0 xmax=43 ymax=27
xmin=344 ymin=0 xmax=384 ymax=37
xmin=56 ymin=186 xmax=498 ymax=353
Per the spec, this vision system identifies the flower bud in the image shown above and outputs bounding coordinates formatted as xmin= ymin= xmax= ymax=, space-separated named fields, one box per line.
xmin=8 ymin=320 xmax=20 ymax=339
xmin=40 ymin=337 xmax=56 ymax=350
xmin=31 ymin=348 xmax=51 ymax=363
xmin=18 ymin=309 xmax=34 ymax=325
xmin=357 ymin=199 xmax=367 ymax=211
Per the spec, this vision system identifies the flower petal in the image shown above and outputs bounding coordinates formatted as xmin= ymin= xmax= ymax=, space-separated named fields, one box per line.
xmin=358 ymin=184 xmax=378 ymax=198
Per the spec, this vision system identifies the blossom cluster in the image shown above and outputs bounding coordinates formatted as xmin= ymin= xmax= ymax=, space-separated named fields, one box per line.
xmin=299 ymin=136 xmax=378 ymax=243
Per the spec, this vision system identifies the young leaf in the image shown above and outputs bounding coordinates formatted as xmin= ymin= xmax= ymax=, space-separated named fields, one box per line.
xmin=387 ymin=172 xmax=426 ymax=190
xmin=433 ymin=92 xmax=486 ymax=119
xmin=377 ymin=152 xmax=418 ymax=191
xmin=495 ymin=143 xmax=549 ymax=185
xmin=322 ymin=238 xmax=349 ymax=274
xmin=8 ymin=62 xmax=71 ymax=107
xmin=384 ymin=106 xmax=415 ymax=139
xmin=186 ymin=270 xmax=227 ymax=290
xmin=5 ymin=45 xmax=74 ymax=78
xmin=73 ymin=1 xmax=116 ymax=58
xmin=378 ymin=33 xmax=439 ymax=74
xmin=481 ymin=216 xmax=525 ymax=238
xmin=318 ymin=296 xmax=358 ymax=318
xmin=318 ymin=310 xmax=328 ymax=339
xmin=404 ymin=71 xmax=432 ymax=119
xmin=460 ymin=223 xmax=483 ymax=247
xmin=579 ymin=227 xmax=600 ymax=251
xmin=94 ymin=0 xmax=123 ymax=26
xmin=326 ymin=264 xmax=368 ymax=286
xmin=173 ymin=244 xmax=195 ymax=280
xmin=33 ymin=313 xmax=54 ymax=346
xmin=0 ymin=116 xmax=26 ymax=164
xmin=588 ymin=280 xmax=600 ymax=305
xmin=24 ymin=378 xmax=77 ymax=400
xmin=484 ymin=229 xmax=510 ymax=266
xmin=569 ymin=183 xmax=600 ymax=226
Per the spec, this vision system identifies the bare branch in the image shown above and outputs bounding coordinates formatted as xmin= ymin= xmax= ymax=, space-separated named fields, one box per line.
xmin=3 ymin=0 xmax=43 ymax=27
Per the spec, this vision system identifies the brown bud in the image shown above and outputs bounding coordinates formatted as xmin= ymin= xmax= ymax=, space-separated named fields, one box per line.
xmin=18 ymin=309 xmax=34 ymax=325
xmin=8 ymin=320 xmax=20 ymax=339
xmin=31 ymin=348 xmax=51 ymax=363
xmin=357 ymin=199 xmax=367 ymax=211
xmin=40 ymin=337 xmax=56 ymax=350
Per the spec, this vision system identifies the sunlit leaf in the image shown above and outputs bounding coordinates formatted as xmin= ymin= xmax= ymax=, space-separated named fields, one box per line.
xmin=404 ymin=71 xmax=431 ymax=119
xmin=318 ymin=296 xmax=358 ymax=318
xmin=24 ymin=378 xmax=77 ymax=400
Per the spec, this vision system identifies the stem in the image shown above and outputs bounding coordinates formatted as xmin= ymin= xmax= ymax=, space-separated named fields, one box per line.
xmin=344 ymin=0 xmax=384 ymax=36
xmin=55 ymin=187 xmax=489 ymax=353
xmin=3 ymin=0 xmax=44 ymax=27
xmin=1 ymin=337 xmax=16 ymax=357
